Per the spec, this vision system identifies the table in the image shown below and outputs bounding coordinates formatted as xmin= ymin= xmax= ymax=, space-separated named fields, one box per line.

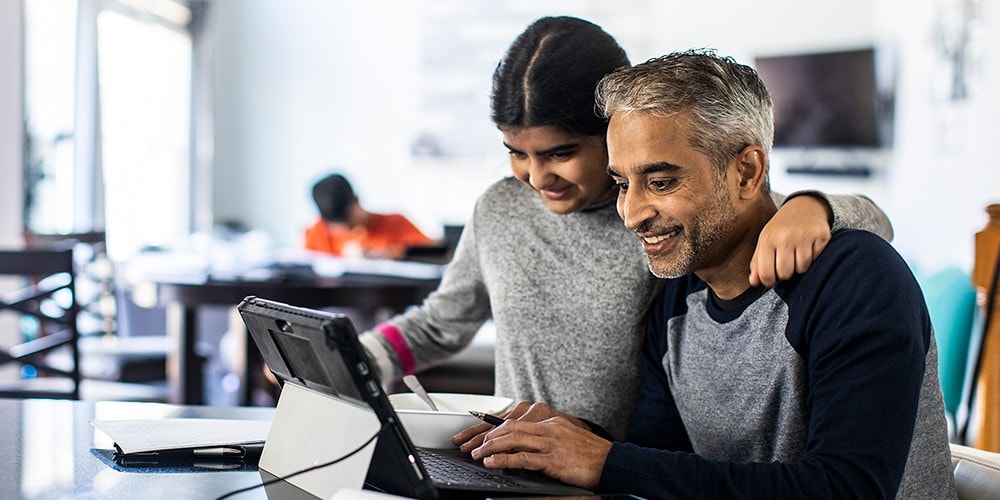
xmin=156 ymin=272 xmax=440 ymax=405
xmin=0 ymin=398 xmax=286 ymax=499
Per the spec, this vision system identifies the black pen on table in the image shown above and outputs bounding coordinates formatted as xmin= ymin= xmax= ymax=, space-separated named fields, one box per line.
xmin=468 ymin=410 xmax=506 ymax=427
xmin=120 ymin=445 xmax=257 ymax=460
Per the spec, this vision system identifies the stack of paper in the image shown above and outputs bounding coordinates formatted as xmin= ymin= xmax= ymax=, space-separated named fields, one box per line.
xmin=92 ymin=418 xmax=270 ymax=456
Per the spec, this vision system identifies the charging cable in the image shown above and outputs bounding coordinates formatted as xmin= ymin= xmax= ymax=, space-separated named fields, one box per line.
xmin=215 ymin=422 xmax=388 ymax=499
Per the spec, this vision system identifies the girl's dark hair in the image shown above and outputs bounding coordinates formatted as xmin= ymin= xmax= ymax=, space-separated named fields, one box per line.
xmin=312 ymin=173 xmax=357 ymax=222
xmin=491 ymin=16 xmax=629 ymax=136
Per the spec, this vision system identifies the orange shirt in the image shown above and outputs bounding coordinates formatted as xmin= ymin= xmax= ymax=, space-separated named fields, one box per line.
xmin=304 ymin=213 xmax=434 ymax=258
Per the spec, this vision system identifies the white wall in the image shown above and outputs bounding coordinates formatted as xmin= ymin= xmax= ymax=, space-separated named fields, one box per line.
xmin=613 ymin=0 xmax=998 ymax=272
xmin=0 ymin=0 xmax=23 ymax=370
xmin=208 ymin=0 xmax=659 ymax=244
xmin=879 ymin=0 xmax=1000 ymax=272
xmin=209 ymin=0 xmax=998 ymax=272
xmin=642 ymin=0 xmax=894 ymax=227
xmin=0 ymin=0 xmax=22 ymax=248
xmin=211 ymin=0 xmax=434 ymax=245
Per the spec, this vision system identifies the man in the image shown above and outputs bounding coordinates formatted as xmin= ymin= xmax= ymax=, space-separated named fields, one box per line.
xmin=460 ymin=50 xmax=956 ymax=498
xmin=304 ymin=173 xmax=434 ymax=259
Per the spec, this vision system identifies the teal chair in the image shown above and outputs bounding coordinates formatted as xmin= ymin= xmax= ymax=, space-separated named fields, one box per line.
xmin=918 ymin=267 xmax=977 ymax=422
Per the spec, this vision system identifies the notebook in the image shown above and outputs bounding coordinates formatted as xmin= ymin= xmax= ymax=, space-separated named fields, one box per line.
xmin=237 ymin=296 xmax=594 ymax=499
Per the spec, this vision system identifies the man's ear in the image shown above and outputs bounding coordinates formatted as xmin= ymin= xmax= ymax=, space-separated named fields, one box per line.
xmin=735 ymin=145 xmax=768 ymax=200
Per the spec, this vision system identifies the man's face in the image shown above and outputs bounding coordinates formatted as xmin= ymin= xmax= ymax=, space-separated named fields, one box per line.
xmin=606 ymin=111 xmax=739 ymax=279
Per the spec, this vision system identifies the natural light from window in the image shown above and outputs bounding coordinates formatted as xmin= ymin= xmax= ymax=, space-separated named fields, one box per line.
xmin=97 ymin=9 xmax=191 ymax=260
xmin=23 ymin=0 xmax=194 ymax=261
xmin=22 ymin=0 xmax=78 ymax=234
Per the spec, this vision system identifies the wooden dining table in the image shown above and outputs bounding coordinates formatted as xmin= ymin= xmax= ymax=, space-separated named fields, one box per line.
xmin=154 ymin=267 xmax=441 ymax=405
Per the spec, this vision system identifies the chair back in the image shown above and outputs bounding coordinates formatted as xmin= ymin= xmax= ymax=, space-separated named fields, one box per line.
xmin=0 ymin=247 xmax=81 ymax=399
xmin=919 ymin=267 xmax=977 ymax=419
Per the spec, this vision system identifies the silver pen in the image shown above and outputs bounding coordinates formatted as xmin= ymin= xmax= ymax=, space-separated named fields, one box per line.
xmin=191 ymin=447 xmax=245 ymax=457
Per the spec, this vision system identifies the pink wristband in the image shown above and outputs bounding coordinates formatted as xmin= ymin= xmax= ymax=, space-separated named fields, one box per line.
xmin=374 ymin=323 xmax=415 ymax=375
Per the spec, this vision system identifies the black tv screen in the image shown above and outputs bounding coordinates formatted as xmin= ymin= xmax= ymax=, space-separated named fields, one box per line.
xmin=755 ymin=48 xmax=882 ymax=149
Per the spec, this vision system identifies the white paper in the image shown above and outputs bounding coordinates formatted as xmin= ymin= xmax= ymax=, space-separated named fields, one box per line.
xmin=311 ymin=255 xmax=444 ymax=280
xmin=91 ymin=418 xmax=271 ymax=455
xmin=331 ymin=488 xmax=409 ymax=500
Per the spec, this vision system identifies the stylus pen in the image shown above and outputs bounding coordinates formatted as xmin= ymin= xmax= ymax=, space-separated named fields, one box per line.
xmin=468 ymin=410 xmax=506 ymax=427
xmin=118 ymin=445 xmax=261 ymax=461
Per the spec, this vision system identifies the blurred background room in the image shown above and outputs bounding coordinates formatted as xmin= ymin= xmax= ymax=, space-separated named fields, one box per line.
xmin=1 ymin=0 xmax=998 ymax=446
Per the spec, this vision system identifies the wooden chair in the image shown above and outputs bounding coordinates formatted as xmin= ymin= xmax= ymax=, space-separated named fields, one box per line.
xmin=965 ymin=204 xmax=1000 ymax=450
xmin=0 ymin=247 xmax=81 ymax=399
xmin=20 ymin=231 xmax=170 ymax=402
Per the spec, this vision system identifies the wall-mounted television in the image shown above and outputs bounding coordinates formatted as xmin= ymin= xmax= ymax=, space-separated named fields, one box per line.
xmin=755 ymin=47 xmax=891 ymax=150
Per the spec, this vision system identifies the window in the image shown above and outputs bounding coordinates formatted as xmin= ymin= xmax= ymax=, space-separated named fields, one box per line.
xmin=23 ymin=0 xmax=202 ymax=261
xmin=23 ymin=0 xmax=78 ymax=235
xmin=96 ymin=6 xmax=193 ymax=259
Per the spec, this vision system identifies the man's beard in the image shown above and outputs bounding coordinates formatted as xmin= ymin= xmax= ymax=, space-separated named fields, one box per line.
xmin=646 ymin=189 xmax=738 ymax=279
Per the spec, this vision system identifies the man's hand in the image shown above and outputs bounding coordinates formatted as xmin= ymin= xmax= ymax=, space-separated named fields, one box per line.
xmin=467 ymin=404 xmax=612 ymax=490
xmin=452 ymin=401 xmax=589 ymax=453
xmin=750 ymin=194 xmax=833 ymax=287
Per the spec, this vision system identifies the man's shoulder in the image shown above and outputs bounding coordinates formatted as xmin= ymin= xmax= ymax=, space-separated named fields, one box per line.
xmin=815 ymin=228 xmax=905 ymax=271
xmin=829 ymin=227 xmax=891 ymax=247
xmin=782 ymin=228 xmax=922 ymax=310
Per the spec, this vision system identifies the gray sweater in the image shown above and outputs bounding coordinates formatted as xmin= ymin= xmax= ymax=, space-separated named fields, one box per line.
xmin=361 ymin=177 xmax=893 ymax=438
xmin=604 ymin=230 xmax=955 ymax=498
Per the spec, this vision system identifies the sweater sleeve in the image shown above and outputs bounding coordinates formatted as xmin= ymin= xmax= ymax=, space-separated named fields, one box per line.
xmin=599 ymin=232 xmax=931 ymax=499
xmin=783 ymin=190 xmax=894 ymax=241
xmin=359 ymin=203 xmax=493 ymax=384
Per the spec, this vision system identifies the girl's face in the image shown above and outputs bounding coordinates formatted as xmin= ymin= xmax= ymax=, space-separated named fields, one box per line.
xmin=502 ymin=125 xmax=616 ymax=214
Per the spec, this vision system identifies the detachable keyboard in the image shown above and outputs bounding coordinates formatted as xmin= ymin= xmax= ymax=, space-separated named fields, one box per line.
xmin=418 ymin=449 xmax=525 ymax=489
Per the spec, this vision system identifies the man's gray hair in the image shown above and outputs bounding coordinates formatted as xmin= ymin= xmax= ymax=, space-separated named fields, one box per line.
xmin=595 ymin=49 xmax=774 ymax=176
